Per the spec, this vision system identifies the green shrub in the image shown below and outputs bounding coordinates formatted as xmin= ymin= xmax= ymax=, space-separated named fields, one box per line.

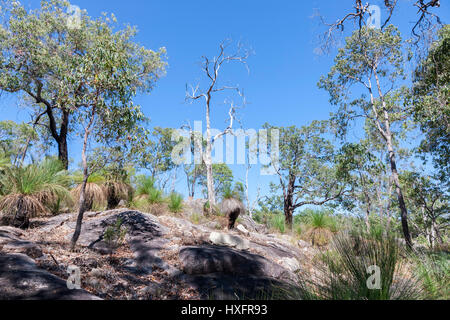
xmin=104 ymin=218 xmax=127 ymax=248
xmin=302 ymin=230 xmax=421 ymax=300
xmin=412 ymin=251 xmax=450 ymax=300
xmin=168 ymin=192 xmax=183 ymax=213
xmin=135 ymin=176 xmax=156 ymax=197
xmin=304 ymin=211 xmax=335 ymax=246
xmin=190 ymin=212 xmax=202 ymax=224
xmin=269 ymin=214 xmax=286 ymax=234
xmin=148 ymin=188 xmax=163 ymax=204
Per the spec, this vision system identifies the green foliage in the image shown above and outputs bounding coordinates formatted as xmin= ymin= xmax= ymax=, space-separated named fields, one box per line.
xmin=412 ymin=25 xmax=450 ymax=184
xmin=190 ymin=212 xmax=202 ymax=225
xmin=411 ymin=251 xmax=450 ymax=300
xmin=135 ymin=175 xmax=156 ymax=197
xmin=303 ymin=210 xmax=337 ymax=246
xmin=269 ymin=214 xmax=286 ymax=234
xmin=0 ymin=121 xmax=39 ymax=164
xmin=262 ymin=121 xmax=351 ymax=223
xmin=220 ymin=182 xmax=245 ymax=201
xmin=148 ymin=188 xmax=163 ymax=204
xmin=197 ymin=163 xmax=234 ymax=197
xmin=0 ymin=0 xmax=167 ymax=168
xmin=302 ymin=230 xmax=420 ymax=300
xmin=0 ymin=158 xmax=71 ymax=225
xmin=104 ymin=218 xmax=127 ymax=248
xmin=168 ymin=193 xmax=183 ymax=213
xmin=131 ymin=127 xmax=178 ymax=178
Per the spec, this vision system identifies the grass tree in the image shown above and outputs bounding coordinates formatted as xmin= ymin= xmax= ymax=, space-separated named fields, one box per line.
xmin=319 ymin=25 xmax=414 ymax=248
xmin=0 ymin=158 xmax=70 ymax=228
xmin=71 ymin=173 xmax=106 ymax=211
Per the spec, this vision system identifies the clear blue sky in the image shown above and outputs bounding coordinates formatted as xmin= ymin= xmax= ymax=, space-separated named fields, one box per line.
xmin=1 ymin=0 xmax=448 ymax=204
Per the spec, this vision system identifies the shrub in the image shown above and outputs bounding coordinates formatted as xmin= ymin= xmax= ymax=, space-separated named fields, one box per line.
xmin=190 ymin=212 xmax=202 ymax=224
xmin=71 ymin=172 xmax=106 ymax=211
xmin=0 ymin=158 xmax=71 ymax=228
xmin=148 ymin=188 xmax=163 ymax=204
xmin=104 ymin=218 xmax=127 ymax=248
xmin=303 ymin=230 xmax=421 ymax=300
xmin=135 ymin=175 xmax=156 ymax=197
xmin=411 ymin=251 xmax=449 ymax=300
xmin=269 ymin=214 xmax=286 ymax=234
xmin=168 ymin=192 xmax=183 ymax=213
xmin=304 ymin=211 xmax=335 ymax=246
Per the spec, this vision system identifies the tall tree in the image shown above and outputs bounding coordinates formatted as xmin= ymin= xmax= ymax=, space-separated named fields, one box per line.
xmin=319 ymin=25 xmax=414 ymax=247
xmin=0 ymin=0 xmax=166 ymax=169
xmin=186 ymin=40 xmax=249 ymax=209
xmin=412 ymin=24 xmax=450 ymax=185
xmin=263 ymin=121 xmax=351 ymax=227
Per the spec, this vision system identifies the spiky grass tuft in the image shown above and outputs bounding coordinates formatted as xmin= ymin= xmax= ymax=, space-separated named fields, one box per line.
xmin=0 ymin=158 xmax=71 ymax=228
xmin=168 ymin=193 xmax=183 ymax=213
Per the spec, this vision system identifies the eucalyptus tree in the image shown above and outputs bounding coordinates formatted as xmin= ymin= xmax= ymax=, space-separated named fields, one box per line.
xmin=319 ymin=0 xmax=442 ymax=52
xmin=0 ymin=120 xmax=38 ymax=165
xmin=411 ymin=24 xmax=450 ymax=185
xmin=401 ymin=171 xmax=448 ymax=249
xmin=130 ymin=127 xmax=178 ymax=188
xmin=0 ymin=0 xmax=166 ymax=169
xmin=263 ymin=121 xmax=352 ymax=227
xmin=319 ymin=25 xmax=414 ymax=247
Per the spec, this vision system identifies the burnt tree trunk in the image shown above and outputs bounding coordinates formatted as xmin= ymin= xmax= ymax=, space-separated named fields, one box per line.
xmin=283 ymin=174 xmax=296 ymax=228
xmin=47 ymin=107 xmax=70 ymax=170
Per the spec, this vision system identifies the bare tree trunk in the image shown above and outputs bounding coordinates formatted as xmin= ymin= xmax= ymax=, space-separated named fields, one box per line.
xmin=71 ymin=110 xmax=95 ymax=250
xmin=370 ymin=73 xmax=412 ymax=249
xmin=245 ymin=162 xmax=250 ymax=215
xmin=204 ymin=98 xmax=216 ymax=209
xmin=384 ymin=117 xmax=412 ymax=248
xmin=283 ymin=175 xmax=296 ymax=228
xmin=47 ymin=107 xmax=70 ymax=170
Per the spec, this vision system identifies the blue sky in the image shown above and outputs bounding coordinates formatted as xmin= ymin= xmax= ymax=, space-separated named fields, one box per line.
xmin=1 ymin=0 xmax=449 ymax=205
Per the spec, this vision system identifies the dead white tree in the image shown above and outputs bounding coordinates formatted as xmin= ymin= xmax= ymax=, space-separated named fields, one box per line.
xmin=186 ymin=40 xmax=250 ymax=210
xmin=315 ymin=0 xmax=442 ymax=54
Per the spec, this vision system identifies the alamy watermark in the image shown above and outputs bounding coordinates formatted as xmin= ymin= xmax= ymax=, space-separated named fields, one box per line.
xmin=171 ymin=121 xmax=280 ymax=176
xmin=367 ymin=4 xmax=381 ymax=30
xmin=66 ymin=4 xmax=82 ymax=30
xmin=67 ymin=265 xmax=81 ymax=290
xmin=366 ymin=265 xmax=382 ymax=290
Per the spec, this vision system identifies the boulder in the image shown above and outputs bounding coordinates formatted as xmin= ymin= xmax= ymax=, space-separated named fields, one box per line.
xmin=236 ymin=224 xmax=250 ymax=236
xmin=0 ymin=253 xmax=100 ymax=300
xmin=209 ymin=232 xmax=250 ymax=250
xmin=0 ymin=226 xmax=43 ymax=258
xmin=179 ymin=245 xmax=293 ymax=280
xmin=277 ymin=257 xmax=301 ymax=273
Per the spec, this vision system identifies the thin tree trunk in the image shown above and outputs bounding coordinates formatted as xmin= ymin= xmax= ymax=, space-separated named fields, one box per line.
xmin=204 ymin=98 xmax=216 ymax=210
xmin=245 ymin=162 xmax=250 ymax=215
xmin=71 ymin=110 xmax=95 ymax=250
xmin=371 ymin=73 xmax=412 ymax=249
xmin=384 ymin=116 xmax=412 ymax=248
xmin=284 ymin=174 xmax=296 ymax=228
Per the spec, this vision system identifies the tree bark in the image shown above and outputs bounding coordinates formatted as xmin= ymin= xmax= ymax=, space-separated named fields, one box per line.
xmin=71 ymin=109 xmax=95 ymax=250
xmin=47 ymin=107 xmax=70 ymax=170
xmin=384 ymin=115 xmax=412 ymax=249
xmin=283 ymin=174 xmax=296 ymax=228
xmin=204 ymin=97 xmax=216 ymax=210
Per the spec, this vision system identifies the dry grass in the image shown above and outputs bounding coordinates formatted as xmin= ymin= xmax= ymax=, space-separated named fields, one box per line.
xmin=71 ymin=183 xmax=106 ymax=210
xmin=0 ymin=194 xmax=46 ymax=217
